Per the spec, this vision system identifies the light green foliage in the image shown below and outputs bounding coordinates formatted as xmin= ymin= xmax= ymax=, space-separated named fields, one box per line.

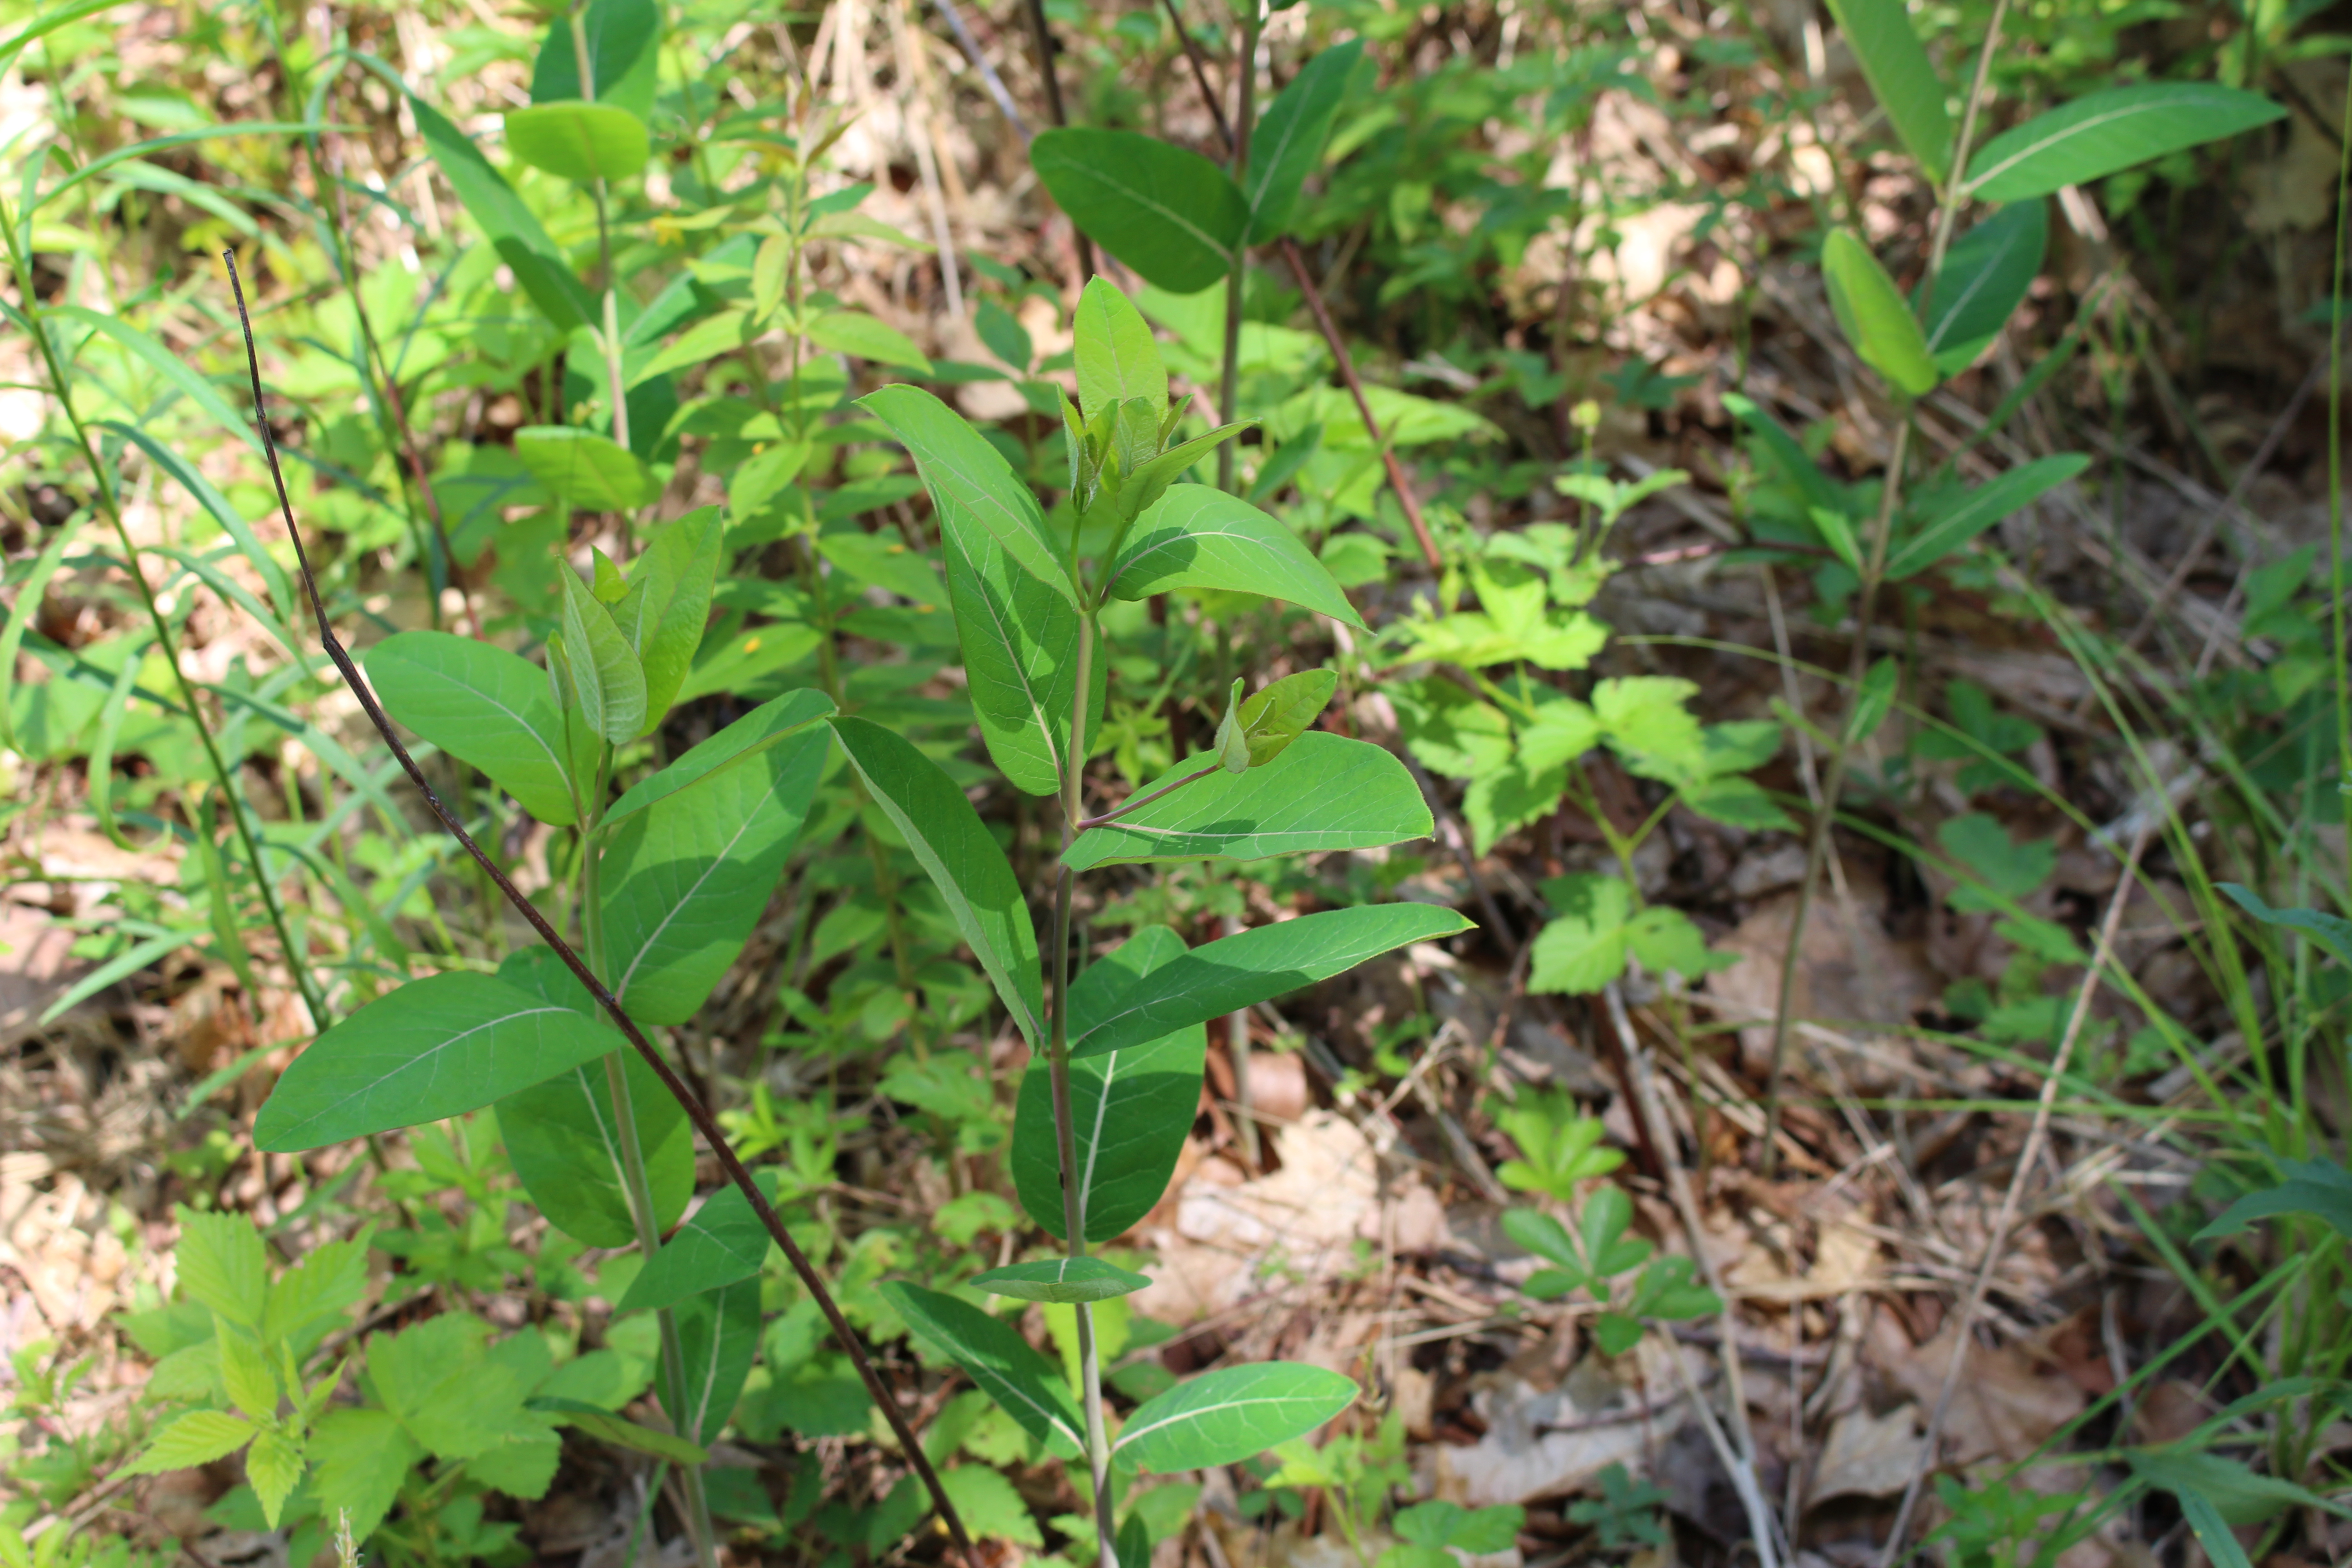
xmin=1823 ymin=229 xmax=1940 ymax=397
xmin=367 ymin=632 xmax=579 ymax=824
xmin=1822 ymin=0 xmax=1951 ymax=181
xmin=1963 ymin=82 xmax=2285 ymax=201
xmin=503 ymin=102 xmax=652 ymax=181
xmin=1504 ymin=1188 xmax=1719 ymax=1355
xmin=1493 ymin=1091 xmax=1624 ymax=1201
xmin=1115 ymin=1364 xmax=1358 ymax=1472
xmin=1066 ymin=731 xmax=1430 ymax=870
xmin=1381 ymin=1500 xmax=1527 ymax=1568
xmin=1031 ymin=129 xmax=1247 ymax=293
xmin=1565 ymin=1465 xmax=1667 ymax=1549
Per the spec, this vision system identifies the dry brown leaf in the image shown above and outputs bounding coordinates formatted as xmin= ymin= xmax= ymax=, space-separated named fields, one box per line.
xmin=1808 ymin=1402 xmax=1924 ymax=1503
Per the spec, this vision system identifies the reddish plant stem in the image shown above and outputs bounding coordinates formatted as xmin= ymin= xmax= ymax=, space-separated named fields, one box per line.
xmin=223 ymin=251 xmax=979 ymax=1568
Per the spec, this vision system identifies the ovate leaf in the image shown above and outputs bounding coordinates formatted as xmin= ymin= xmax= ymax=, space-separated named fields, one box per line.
xmin=882 ymin=1282 xmax=1084 ymax=1459
xmin=408 ymin=95 xmax=594 ymax=330
xmin=1244 ymin=40 xmax=1362 ymax=242
xmin=1527 ymin=874 xmax=1632 ymax=996
xmin=971 ymin=1257 xmax=1154 ymax=1303
xmin=529 ymin=0 xmax=660 ymax=116
xmin=504 ymin=102 xmax=651 ymax=182
xmin=1065 ymin=734 xmax=1429 ymax=872
xmin=615 ymin=1171 xmax=783 ymax=1315
xmin=1823 ymin=0 xmax=1950 ymax=181
xmin=309 ymin=1408 xmax=421 ymax=1543
xmin=1822 ymin=229 xmax=1939 ymax=397
xmin=174 ymin=1207 xmax=267 ymax=1328
xmin=121 ymin=1410 xmax=257 ymax=1475
xmin=1011 ymin=926 xmax=1206 ymax=1241
xmin=600 ymin=721 xmax=826 ymax=1024
xmin=498 ymin=1045 xmax=695 ymax=1248
xmin=831 ymin=717 xmax=1045 ymax=1045
xmin=1031 ymin=128 xmax=1247 ymax=294
xmin=657 ymin=1277 xmax=762 ymax=1444
xmin=807 ymin=310 xmax=932 ymax=374
xmin=1921 ymin=200 xmax=2045 ymax=375
xmin=559 ymin=564 xmax=650 ymax=744
xmin=366 ymin=631 xmax=578 ymax=825
xmin=1965 ymin=83 xmax=2285 ymax=203
xmin=516 ymin=425 xmax=659 ymax=511
xmin=603 ymin=688 xmax=835 ymax=827
xmin=941 ymin=507 xmax=1101 ymax=797
xmin=255 ymin=971 xmax=621 ymax=1150
xmin=1110 ymin=485 xmax=1365 ymax=628
xmin=1067 ymin=903 xmax=1473 ymax=1060
xmin=1115 ymin=1363 xmax=1357 ymax=1472
xmin=861 ymin=384 xmax=1076 ymax=605
xmin=611 ymin=506 xmax=723 ymax=726
xmin=1074 ymin=277 xmax=1167 ymax=416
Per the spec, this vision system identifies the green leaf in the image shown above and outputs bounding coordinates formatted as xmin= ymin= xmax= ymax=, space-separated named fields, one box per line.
xmin=46 ymin=307 xmax=260 ymax=461
xmin=246 ymin=1429 xmax=303 ymax=1528
xmin=600 ymin=720 xmax=826 ymax=1024
xmin=610 ymin=509 xmax=723 ymax=729
xmin=261 ymin=1237 xmax=368 ymax=1346
xmin=657 ymin=1278 xmax=761 ymax=1444
xmin=1965 ymin=83 xmax=2286 ymax=203
xmin=1822 ymin=229 xmax=1939 ymax=397
xmin=1846 ymin=657 xmax=1900 ymax=746
xmin=882 ymin=1282 xmax=1084 ymax=1460
xmin=940 ymin=1465 xmax=1045 ymax=1547
xmin=530 ymin=0 xmax=661 ymax=115
xmin=532 ymin=1398 xmax=710 ymax=1465
xmin=2175 ymin=1488 xmax=2255 ymax=1568
xmin=1012 ymin=926 xmax=1206 ymax=1241
xmin=2128 ymin=1447 xmax=2351 ymax=1528
xmin=1031 ymin=127 xmax=1247 ymax=294
xmin=1499 ymin=1209 xmax=1587 ymax=1290
xmin=216 ymin=1320 xmax=276 ymax=1418
xmin=1116 ymin=1363 xmax=1357 ymax=1472
xmin=505 ymin=101 xmax=650 ymax=182
xmin=615 ymin=1172 xmax=782 ymax=1314
xmin=1809 ymin=505 xmax=1862 ymax=575
xmin=807 ymin=310 xmax=933 ymax=374
xmin=559 ymin=564 xmax=650 ymax=745
xmin=1528 ymin=874 xmax=1632 ymax=995
xmin=819 ymin=530 xmax=951 ymax=608
xmin=1822 ymin=0 xmax=1950 ymax=181
xmin=498 ymin=1048 xmax=695 ymax=1248
xmin=373 ymin=1314 xmax=528 ymax=1460
xmin=1109 ymin=485 xmax=1365 ymax=628
xmin=2220 ymin=882 xmax=2352 ymax=970
xmin=942 ymin=503 xmax=1102 ymax=797
xmin=366 ymin=631 xmax=578 ymax=825
xmin=1068 ymin=903 xmax=1473 ymax=1061
xmin=970 ymin=1258 xmax=1154 ymax=1303
xmin=1464 ymin=760 xmax=1566 ymax=855
xmin=1229 ymin=669 xmax=1335 ymax=768
xmin=831 ymin=717 xmax=1045 ymax=1045
xmin=1244 ymin=39 xmax=1362 ymax=242
xmin=861 ymin=384 xmax=1077 ymax=606
xmin=309 ymin=1408 xmax=421 ymax=1543
xmin=1074 ymin=278 xmax=1167 ymax=417
xmin=1922 ymin=201 xmax=2045 ymax=375
xmin=517 ymin=426 xmax=659 ymax=511
xmin=121 ymin=1410 xmax=256 ymax=1475
xmin=2196 ymin=1158 xmax=2352 ymax=1242
xmin=637 ymin=307 xmax=753 ymax=384
xmin=1119 ymin=422 xmax=1254 ymax=524
xmin=1624 ymin=906 xmax=1731 ymax=981
xmin=1887 ymin=454 xmax=2088 ymax=579
xmin=1936 ymin=813 xmax=2054 ymax=906
xmin=174 ymin=1207 xmax=267 ymax=1327
xmin=409 ymin=95 xmax=595 ymax=331
xmin=255 ymin=970 xmax=622 ymax=1150
xmin=603 ymin=688 xmax=835 ymax=828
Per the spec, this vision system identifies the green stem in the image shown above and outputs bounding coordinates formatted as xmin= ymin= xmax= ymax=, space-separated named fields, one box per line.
xmin=0 ymin=205 xmax=331 ymax=1034
xmin=2328 ymin=52 xmax=2352 ymax=896
xmin=1048 ymin=612 xmax=1117 ymax=1568
xmin=1216 ymin=5 xmax=1258 ymax=495
xmin=583 ymin=774 xmax=720 ymax=1568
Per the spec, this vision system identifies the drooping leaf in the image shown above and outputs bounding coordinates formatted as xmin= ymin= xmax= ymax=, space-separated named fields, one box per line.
xmin=1109 ymin=485 xmax=1365 ymax=628
xmin=882 ymin=1281 xmax=1084 ymax=1459
xmin=504 ymin=101 xmax=650 ymax=182
xmin=1074 ymin=277 xmax=1167 ymax=416
xmin=530 ymin=0 xmax=661 ymax=114
xmin=1887 ymin=453 xmax=2087 ymax=578
xmin=1921 ymin=200 xmax=2046 ymax=375
xmin=559 ymin=564 xmax=650 ymax=745
xmin=615 ymin=1172 xmax=783 ymax=1315
xmin=2218 ymin=882 xmax=2352 ymax=971
xmin=1067 ymin=903 xmax=1473 ymax=1061
xmin=366 ymin=631 xmax=579 ymax=825
xmin=831 ymin=717 xmax=1045 ymax=1045
xmin=1822 ymin=0 xmax=1950 ymax=181
xmin=408 ymin=95 xmax=595 ymax=330
xmin=1965 ymin=83 xmax=2286 ymax=203
xmin=255 ymin=971 xmax=621 ymax=1150
xmin=1115 ymin=1363 xmax=1357 ymax=1472
xmin=498 ymin=1048 xmax=696 ymax=1248
xmin=517 ymin=426 xmax=659 ymax=511
xmin=532 ymin=1397 xmax=710 ymax=1465
xmin=600 ymin=721 xmax=826 ymax=1024
xmin=1064 ymin=734 xmax=1429 ymax=872
xmin=861 ymin=384 xmax=1077 ymax=605
xmin=656 ymin=1276 xmax=762 ymax=1444
xmin=2196 ymin=1158 xmax=2352 ymax=1243
xmin=1031 ymin=127 xmax=1247 ymax=294
xmin=1244 ymin=40 xmax=1363 ymax=242
xmin=971 ymin=1257 xmax=1154 ymax=1303
xmin=1822 ymin=229 xmax=1939 ymax=397
xmin=1011 ymin=926 xmax=1206 ymax=1242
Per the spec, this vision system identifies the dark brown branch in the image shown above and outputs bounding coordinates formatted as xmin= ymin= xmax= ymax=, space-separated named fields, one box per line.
xmin=221 ymin=251 xmax=978 ymax=1568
